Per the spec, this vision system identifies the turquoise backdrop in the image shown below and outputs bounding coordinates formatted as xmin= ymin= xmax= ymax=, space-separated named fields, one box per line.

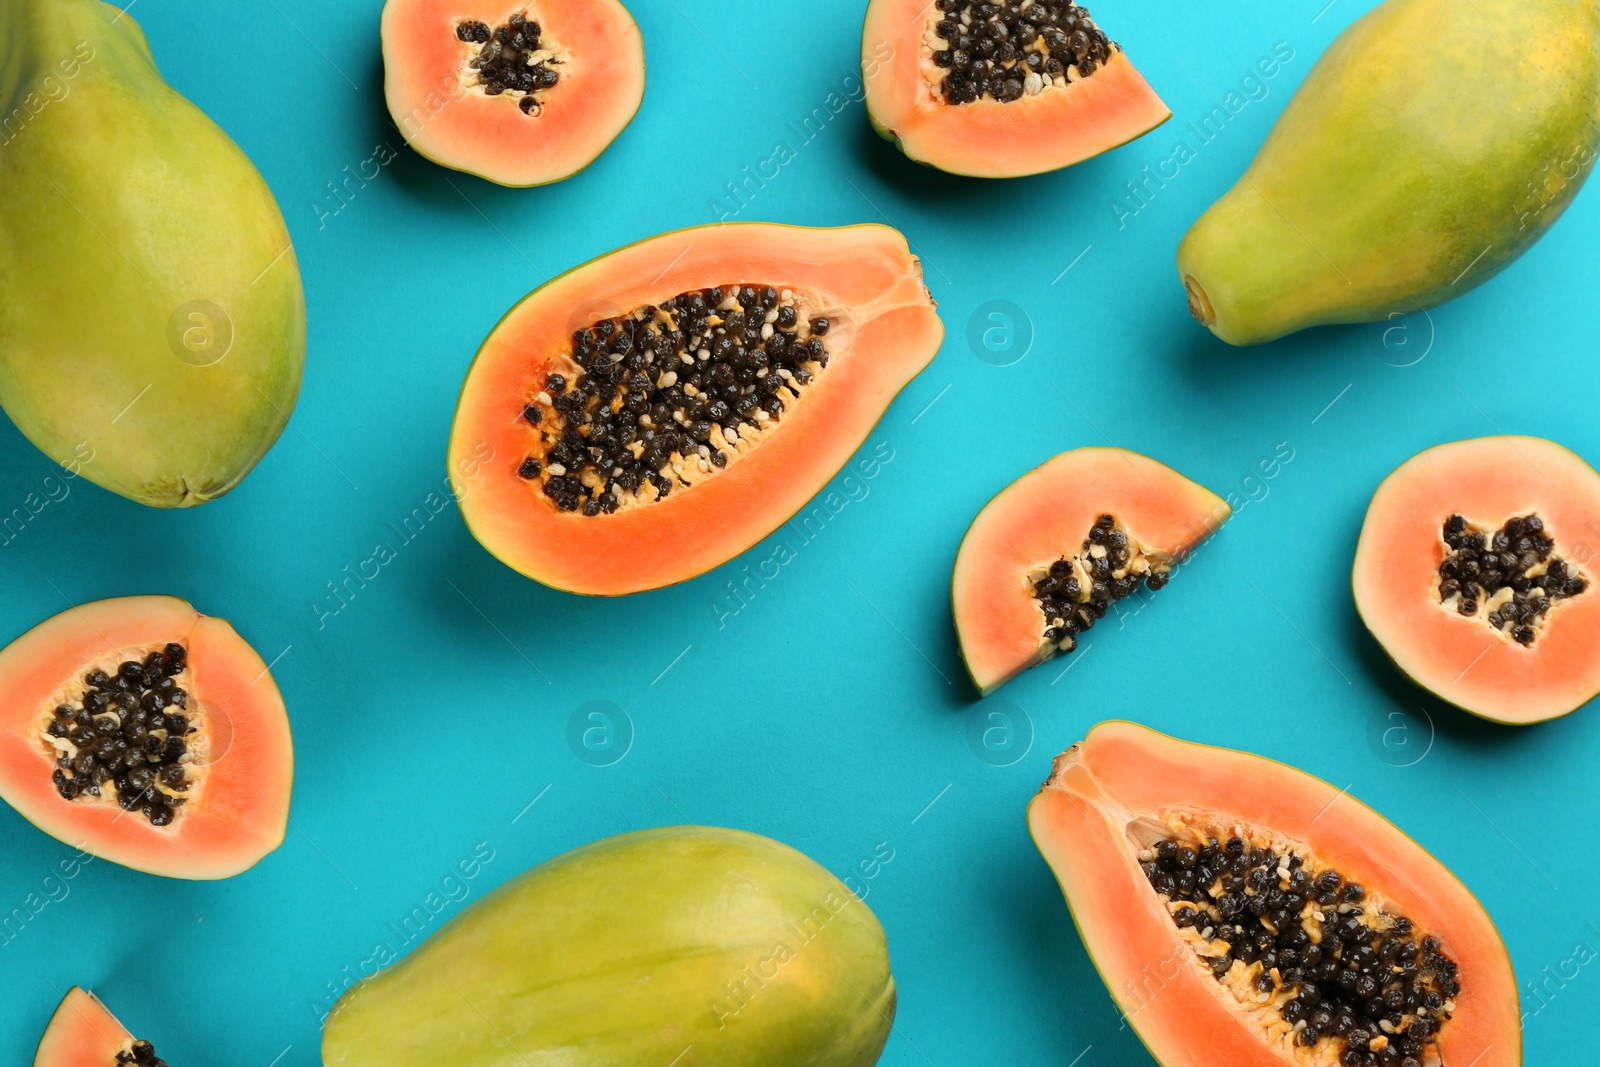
xmin=2 ymin=0 xmax=1596 ymax=1062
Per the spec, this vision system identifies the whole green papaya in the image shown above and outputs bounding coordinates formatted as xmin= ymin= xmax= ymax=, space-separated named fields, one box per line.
xmin=1178 ymin=0 xmax=1600 ymax=345
xmin=322 ymin=827 xmax=896 ymax=1067
xmin=0 ymin=0 xmax=304 ymax=505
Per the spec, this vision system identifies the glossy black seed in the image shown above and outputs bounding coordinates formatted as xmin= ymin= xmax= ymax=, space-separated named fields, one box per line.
xmin=518 ymin=457 xmax=541 ymax=480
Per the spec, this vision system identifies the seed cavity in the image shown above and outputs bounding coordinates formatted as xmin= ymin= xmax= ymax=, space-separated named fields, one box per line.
xmin=1031 ymin=514 xmax=1171 ymax=656
xmin=1437 ymin=512 xmax=1587 ymax=645
xmin=117 ymin=1041 xmax=169 ymax=1067
xmin=41 ymin=644 xmax=195 ymax=827
xmin=929 ymin=0 xmax=1116 ymax=105
xmin=456 ymin=12 xmax=561 ymax=115
xmin=520 ymin=286 xmax=832 ymax=516
xmin=1142 ymin=829 xmax=1459 ymax=1065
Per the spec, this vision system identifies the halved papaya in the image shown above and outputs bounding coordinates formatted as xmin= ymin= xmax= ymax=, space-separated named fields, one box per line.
xmin=952 ymin=449 xmax=1229 ymax=695
xmin=448 ymin=222 xmax=943 ymax=595
xmin=1030 ymin=721 xmax=1518 ymax=1067
xmin=1353 ymin=435 xmax=1600 ymax=724
xmin=34 ymin=987 xmax=168 ymax=1067
xmin=381 ymin=0 xmax=645 ymax=186
xmin=861 ymin=0 xmax=1169 ymax=177
xmin=0 ymin=596 xmax=293 ymax=880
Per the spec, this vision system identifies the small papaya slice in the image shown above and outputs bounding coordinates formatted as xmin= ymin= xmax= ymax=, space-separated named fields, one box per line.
xmin=0 ymin=596 xmax=292 ymax=880
xmin=1353 ymin=435 xmax=1600 ymax=724
xmin=952 ymin=449 xmax=1228 ymax=695
xmin=381 ymin=0 xmax=645 ymax=186
xmin=448 ymin=222 xmax=943 ymax=595
xmin=34 ymin=987 xmax=168 ymax=1067
xmin=861 ymin=0 xmax=1169 ymax=177
xmin=1030 ymin=721 xmax=1518 ymax=1067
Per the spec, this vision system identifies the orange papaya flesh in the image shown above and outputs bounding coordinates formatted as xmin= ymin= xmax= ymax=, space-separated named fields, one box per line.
xmin=381 ymin=0 xmax=644 ymax=186
xmin=1354 ymin=436 xmax=1600 ymax=725
xmin=1029 ymin=722 xmax=1519 ymax=1067
xmin=448 ymin=222 xmax=943 ymax=596
xmin=952 ymin=449 xmax=1229 ymax=695
xmin=861 ymin=0 xmax=1169 ymax=177
xmin=0 ymin=596 xmax=292 ymax=880
xmin=33 ymin=987 xmax=167 ymax=1067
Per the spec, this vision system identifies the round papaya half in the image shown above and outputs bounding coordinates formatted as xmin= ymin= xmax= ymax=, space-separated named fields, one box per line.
xmin=952 ymin=448 xmax=1229 ymax=695
xmin=34 ymin=987 xmax=168 ymax=1067
xmin=1029 ymin=721 xmax=1518 ymax=1067
xmin=1353 ymin=436 xmax=1600 ymax=724
xmin=448 ymin=222 xmax=943 ymax=595
xmin=381 ymin=0 xmax=645 ymax=186
xmin=861 ymin=0 xmax=1169 ymax=177
xmin=0 ymin=596 xmax=293 ymax=880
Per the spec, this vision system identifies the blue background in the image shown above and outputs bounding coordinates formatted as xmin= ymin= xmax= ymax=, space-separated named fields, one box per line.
xmin=2 ymin=0 xmax=1596 ymax=1062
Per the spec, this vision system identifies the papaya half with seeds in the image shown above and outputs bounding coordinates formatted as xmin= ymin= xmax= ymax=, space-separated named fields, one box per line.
xmin=381 ymin=0 xmax=644 ymax=186
xmin=1178 ymin=0 xmax=1600 ymax=345
xmin=34 ymin=987 xmax=169 ymax=1067
xmin=1354 ymin=436 xmax=1600 ymax=725
xmin=952 ymin=448 xmax=1229 ymax=695
xmin=322 ymin=826 xmax=895 ymax=1067
xmin=0 ymin=0 xmax=305 ymax=506
xmin=448 ymin=222 xmax=943 ymax=595
xmin=1030 ymin=721 xmax=1518 ymax=1067
xmin=861 ymin=0 xmax=1169 ymax=177
xmin=0 ymin=596 xmax=292 ymax=880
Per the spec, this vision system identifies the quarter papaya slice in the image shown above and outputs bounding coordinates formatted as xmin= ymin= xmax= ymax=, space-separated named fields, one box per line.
xmin=952 ymin=449 xmax=1229 ymax=695
xmin=1029 ymin=721 xmax=1518 ymax=1067
xmin=381 ymin=0 xmax=645 ymax=186
xmin=861 ymin=0 xmax=1169 ymax=177
xmin=448 ymin=222 xmax=943 ymax=595
xmin=0 ymin=596 xmax=293 ymax=880
xmin=34 ymin=987 xmax=169 ymax=1067
xmin=1353 ymin=435 xmax=1600 ymax=724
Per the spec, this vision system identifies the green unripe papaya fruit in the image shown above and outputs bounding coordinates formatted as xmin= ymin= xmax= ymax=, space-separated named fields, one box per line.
xmin=0 ymin=0 xmax=304 ymax=505
xmin=1178 ymin=0 xmax=1600 ymax=345
xmin=321 ymin=827 xmax=896 ymax=1067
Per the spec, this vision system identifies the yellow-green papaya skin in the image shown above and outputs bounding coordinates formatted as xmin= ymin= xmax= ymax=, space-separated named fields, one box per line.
xmin=321 ymin=827 xmax=897 ymax=1067
xmin=1177 ymin=0 xmax=1600 ymax=346
xmin=0 ymin=0 xmax=304 ymax=505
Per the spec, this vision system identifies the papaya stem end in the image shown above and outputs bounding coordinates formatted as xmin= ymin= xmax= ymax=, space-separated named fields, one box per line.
xmin=1183 ymin=274 xmax=1215 ymax=327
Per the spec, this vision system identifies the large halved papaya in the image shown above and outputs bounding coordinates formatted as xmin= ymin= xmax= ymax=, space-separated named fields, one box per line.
xmin=381 ymin=0 xmax=645 ymax=186
xmin=448 ymin=222 xmax=943 ymax=595
xmin=0 ymin=596 xmax=293 ymax=880
xmin=1030 ymin=721 xmax=1518 ymax=1067
xmin=861 ymin=0 xmax=1169 ymax=177
xmin=1353 ymin=436 xmax=1600 ymax=725
xmin=952 ymin=449 xmax=1229 ymax=695
xmin=34 ymin=987 xmax=168 ymax=1067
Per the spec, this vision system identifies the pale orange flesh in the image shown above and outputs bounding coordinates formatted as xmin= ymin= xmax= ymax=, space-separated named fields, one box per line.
xmin=33 ymin=988 xmax=136 ymax=1067
xmin=0 ymin=597 xmax=293 ymax=880
xmin=1027 ymin=722 xmax=1519 ymax=1067
xmin=952 ymin=448 xmax=1229 ymax=694
xmin=1353 ymin=436 xmax=1600 ymax=724
xmin=381 ymin=0 xmax=644 ymax=186
xmin=447 ymin=222 xmax=943 ymax=596
xmin=861 ymin=0 xmax=1170 ymax=177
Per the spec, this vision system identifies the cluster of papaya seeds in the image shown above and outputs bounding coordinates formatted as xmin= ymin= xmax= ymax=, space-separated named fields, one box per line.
xmin=0 ymin=0 xmax=305 ymax=507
